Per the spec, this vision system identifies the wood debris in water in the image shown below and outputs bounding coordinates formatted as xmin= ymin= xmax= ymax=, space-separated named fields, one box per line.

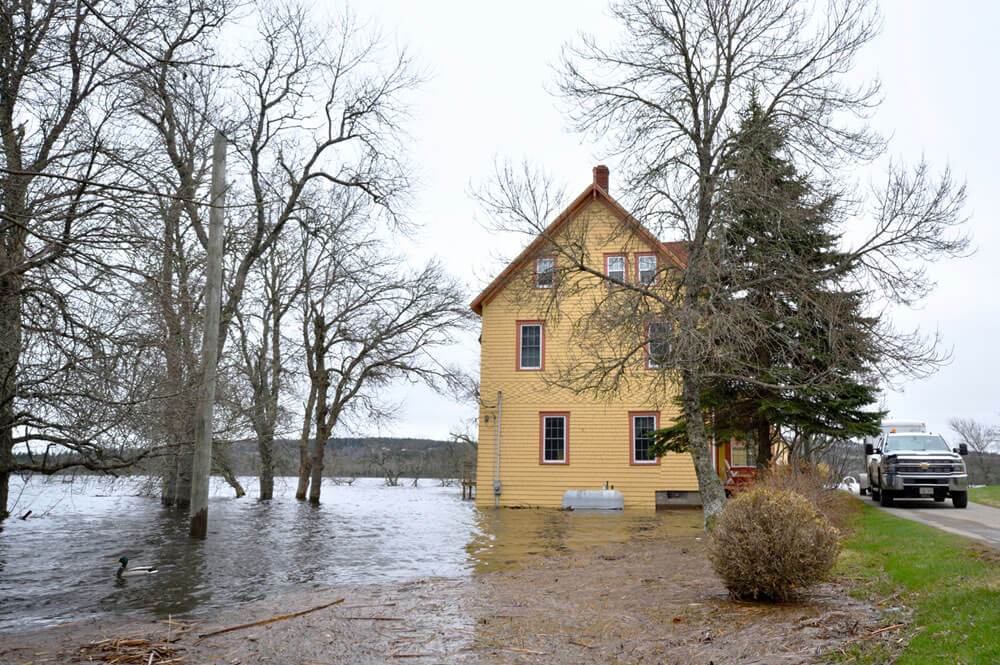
xmin=73 ymin=637 xmax=183 ymax=664
xmin=197 ymin=598 xmax=346 ymax=640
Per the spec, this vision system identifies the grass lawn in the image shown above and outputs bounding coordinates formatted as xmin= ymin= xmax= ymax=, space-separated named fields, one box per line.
xmin=835 ymin=500 xmax=1000 ymax=664
xmin=969 ymin=485 xmax=1000 ymax=509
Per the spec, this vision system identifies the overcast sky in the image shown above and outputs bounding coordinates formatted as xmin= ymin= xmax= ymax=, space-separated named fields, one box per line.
xmin=351 ymin=0 xmax=999 ymax=443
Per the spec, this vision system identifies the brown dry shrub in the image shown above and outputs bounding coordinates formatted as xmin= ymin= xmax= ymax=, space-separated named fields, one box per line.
xmin=709 ymin=487 xmax=839 ymax=601
xmin=756 ymin=463 xmax=850 ymax=528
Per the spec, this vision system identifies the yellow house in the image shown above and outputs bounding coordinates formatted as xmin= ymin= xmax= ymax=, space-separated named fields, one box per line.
xmin=471 ymin=165 xmax=739 ymax=510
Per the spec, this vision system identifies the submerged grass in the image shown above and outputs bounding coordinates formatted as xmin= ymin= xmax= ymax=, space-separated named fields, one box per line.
xmin=834 ymin=500 xmax=1000 ymax=664
xmin=969 ymin=485 xmax=1000 ymax=508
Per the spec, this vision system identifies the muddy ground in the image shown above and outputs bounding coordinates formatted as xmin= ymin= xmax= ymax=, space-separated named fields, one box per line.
xmin=0 ymin=535 xmax=898 ymax=665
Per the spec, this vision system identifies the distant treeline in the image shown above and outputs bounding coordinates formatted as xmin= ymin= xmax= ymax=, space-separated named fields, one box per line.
xmin=14 ymin=437 xmax=476 ymax=482
xmin=224 ymin=437 xmax=476 ymax=481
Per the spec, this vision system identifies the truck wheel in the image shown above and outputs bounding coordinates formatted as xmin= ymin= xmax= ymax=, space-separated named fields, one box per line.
xmin=952 ymin=491 xmax=968 ymax=508
xmin=879 ymin=483 xmax=893 ymax=507
xmin=871 ymin=483 xmax=880 ymax=502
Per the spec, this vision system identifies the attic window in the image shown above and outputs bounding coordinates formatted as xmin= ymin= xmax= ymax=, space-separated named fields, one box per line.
xmin=637 ymin=254 xmax=657 ymax=285
xmin=605 ymin=254 xmax=626 ymax=285
xmin=535 ymin=256 xmax=555 ymax=288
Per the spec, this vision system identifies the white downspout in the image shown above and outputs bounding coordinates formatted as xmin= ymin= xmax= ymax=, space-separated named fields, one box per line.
xmin=493 ymin=390 xmax=502 ymax=507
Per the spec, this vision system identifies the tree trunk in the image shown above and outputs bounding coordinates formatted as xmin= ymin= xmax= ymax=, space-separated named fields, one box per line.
xmin=309 ymin=375 xmax=330 ymax=505
xmin=260 ymin=289 xmax=281 ymax=501
xmin=295 ymin=382 xmax=317 ymax=500
xmin=213 ymin=448 xmax=245 ymax=498
xmin=189 ymin=131 xmax=226 ymax=539
xmin=0 ymin=342 xmax=15 ymax=521
xmin=258 ymin=429 xmax=275 ymax=500
xmin=0 ymin=246 xmax=23 ymax=521
xmin=754 ymin=418 xmax=772 ymax=470
xmin=681 ymin=369 xmax=727 ymax=528
xmin=0 ymin=415 xmax=11 ymax=521
xmin=174 ymin=446 xmax=193 ymax=509
xmin=308 ymin=435 xmax=326 ymax=504
xmin=296 ymin=443 xmax=312 ymax=500
xmin=161 ymin=453 xmax=178 ymax=506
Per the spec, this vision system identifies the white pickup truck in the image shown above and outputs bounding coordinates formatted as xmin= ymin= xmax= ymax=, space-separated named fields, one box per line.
xmin=861 ymin=420 xmax=924 ymax=496
xmin=864 ymin=427 xmax=969 ymax=508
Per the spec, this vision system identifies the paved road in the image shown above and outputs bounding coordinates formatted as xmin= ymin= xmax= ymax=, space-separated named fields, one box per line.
xmin=869 ymin=496 xmax=1000 ymax=548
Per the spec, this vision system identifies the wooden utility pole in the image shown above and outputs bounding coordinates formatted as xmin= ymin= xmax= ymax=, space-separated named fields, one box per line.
xmin=190 ymin=130 xmax=227 ymax=539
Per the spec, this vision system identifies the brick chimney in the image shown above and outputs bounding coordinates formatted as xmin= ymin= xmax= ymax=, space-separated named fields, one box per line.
xmin=593 ymin=164 xmax=609 ymax=192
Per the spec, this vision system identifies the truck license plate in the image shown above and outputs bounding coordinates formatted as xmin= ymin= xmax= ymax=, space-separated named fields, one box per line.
xmin=919 ymin=487 xmax=934 ymax=496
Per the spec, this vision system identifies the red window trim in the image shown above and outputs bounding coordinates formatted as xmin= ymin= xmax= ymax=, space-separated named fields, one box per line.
xmin=634 ymin=252 xmax=657 ymax=286
xmin=539 ymin=411 xmax=570 ymax=465
xmin=603 ymin=252 xmax=627 ymax=287
xmin=645 ymin=320 xmax=668 ymax=370
xmin=534 ymin=255 xmax=556 ymax=289
xmin=629 ymin=410 xmax=661 ymax=466
xmin=516 ymin=320 xmax=545 ymax=371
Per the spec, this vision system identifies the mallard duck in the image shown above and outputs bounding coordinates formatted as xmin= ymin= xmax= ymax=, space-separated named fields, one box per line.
xmin=116 ymin=556 xmax=157 ymax=578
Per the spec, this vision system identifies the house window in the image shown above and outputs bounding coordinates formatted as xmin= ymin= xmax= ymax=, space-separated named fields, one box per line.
xmin=637 ymin=254 xmax=657 ymax=285
xmin=605 ymin=254 xmax=626 ymax=284
xmin=517 ymin=321 xmax=543 ymax=370
xmin=535 ymin=256 xmax=555 ymax=288
xmin=731 ymin=440 xmax=752 ymax=467
xmin=540 ymin=412 xmax=569 ymax=464
xmin=647 ymin=321 xmax=670 ymax=368
xmin=631 ymin=412 xmax=659 ymax=464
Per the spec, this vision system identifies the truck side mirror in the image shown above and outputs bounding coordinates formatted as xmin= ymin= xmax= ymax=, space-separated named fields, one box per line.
xmin=864 ymin=443 xmax=874 ymax=456
xmin=958 ymin=443 xmax=968 ymax=456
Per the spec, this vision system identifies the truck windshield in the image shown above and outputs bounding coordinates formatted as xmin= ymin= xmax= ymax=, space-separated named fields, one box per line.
xmin=884 ymin=435 xmax=951 ymax=452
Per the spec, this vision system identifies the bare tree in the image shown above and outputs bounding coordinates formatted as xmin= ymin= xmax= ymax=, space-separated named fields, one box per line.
xmin=363 ymin=443 xmax=403 ymax=486
xmin=0 ymin=0 xmax=236 ymax=520
xmin=949 ymin=418 xmax=998 ymax=485
xmin=231 ymin=237 xmax=300 ymax=501
xmin=124 ymin=0 xmax=417 ymax=520
xmin=295 ymin=211 xmax=469 ymax=503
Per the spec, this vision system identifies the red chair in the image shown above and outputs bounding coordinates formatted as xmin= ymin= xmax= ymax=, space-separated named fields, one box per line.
xmin=724 ymin=460 xmax=757 ymax=495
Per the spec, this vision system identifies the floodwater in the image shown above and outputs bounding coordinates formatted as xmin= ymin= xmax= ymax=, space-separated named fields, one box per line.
xmin=0 ymin=475 xmax=701 ymax=632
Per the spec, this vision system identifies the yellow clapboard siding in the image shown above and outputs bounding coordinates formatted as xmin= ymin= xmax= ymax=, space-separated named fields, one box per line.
xmin=474 ymin=194 xmax=698 ymax=510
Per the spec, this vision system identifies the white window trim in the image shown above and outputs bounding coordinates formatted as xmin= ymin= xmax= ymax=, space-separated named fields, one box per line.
xmin=535 ymin=257 xmax=555 ymax=289
xmin=632 ymin=413 xmax=658 ymax=464
xmin=647 ymin=322 xmax=669 ymax=368
xmin=605 ymin=254 xmax=626 ymax=284
xmin=518 ymin=322 xmax=543 ymax=370
xmin=542 ymin=414 xmax=567 ymax=463
xmin=638 ymin=254 xmax=657 ymax=285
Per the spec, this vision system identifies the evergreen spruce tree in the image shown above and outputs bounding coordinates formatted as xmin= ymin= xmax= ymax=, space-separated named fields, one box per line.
xmin=652 ymin=100 xmax=882 ymax=466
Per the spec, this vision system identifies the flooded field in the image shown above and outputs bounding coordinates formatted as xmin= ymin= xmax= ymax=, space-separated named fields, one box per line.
xmin=0 ymin=476 xmax=701 ymax=632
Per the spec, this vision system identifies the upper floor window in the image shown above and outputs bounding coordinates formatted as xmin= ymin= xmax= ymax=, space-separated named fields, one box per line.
xmin=631 ymin=412 xmax=659 ymax=464
xmin=637 ymin=254 xmax=657 ymax=285
xmin=647 ymin=321 xmax=670 ymax=368
xmin=540 ymin=412 xmax=569 ymax=464
xmin=605 ymin=254 xmax=626 ymax=284
xmin=517 ymin=321 xmax=543 ymax=370
xmin=535 ymin=256 xmax=555 ymax=288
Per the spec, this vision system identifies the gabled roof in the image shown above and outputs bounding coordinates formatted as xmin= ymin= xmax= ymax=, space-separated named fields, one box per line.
xmin=470 ymin=169 xmax=688 ymax=316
